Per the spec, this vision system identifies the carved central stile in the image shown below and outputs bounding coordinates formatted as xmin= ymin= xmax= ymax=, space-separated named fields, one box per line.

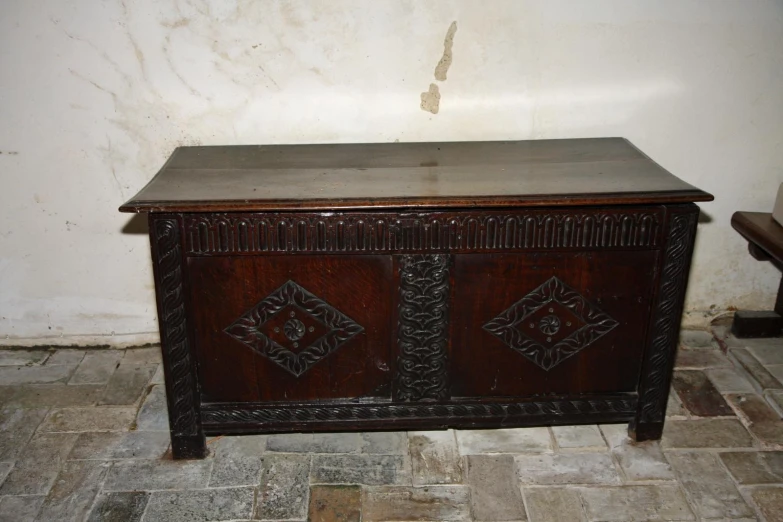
xmin=395 ymin=254 xmax=451 ymax=401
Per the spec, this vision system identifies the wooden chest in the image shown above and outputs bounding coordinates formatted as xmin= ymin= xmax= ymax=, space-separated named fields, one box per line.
xmin=120 ymin=138 xmax=712 ymax=459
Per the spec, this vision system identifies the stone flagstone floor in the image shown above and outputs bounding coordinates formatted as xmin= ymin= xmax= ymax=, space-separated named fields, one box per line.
xmin=0 ymin=325 xmax=781 ymax=521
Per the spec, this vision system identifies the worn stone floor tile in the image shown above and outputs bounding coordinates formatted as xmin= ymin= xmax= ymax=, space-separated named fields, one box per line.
xmin=45 ymin=350 xmax=85 ymax=366
xmin=0 ymin=495 xmax=46 ymax=522
xmin=68 ymin=351 xmax=122 ymax=385
xmin=578 ymin=485 xmax=694 ymax=521
xmin=523 ymin=487 xmax=585 ymax=522
xmin=145 ymin=487 xmax=255 ymax=522
xmin=731 ymin=348 xmax=783 ymax=391
xmin=360 ymin=431 xmax=407 ymax=454
xmin=209 ymin=454 xmax=262 ymax=487
xmin=0 ymin=407 xmax=49 ymax=460
xmin=311 ymin=454 xmax=409 ymax=485
xmin=150 ymin=364 xmax=165 ymax=384
xmin=87 ymin=491 xmax=149 ymax=522
xmin=717 ymin=332 xmax=749 ymax=350
xmin=749 ymin=486 xmax=783 ymax=522
xmin=362 ymin=486 xmax=471 ymax=522
xmin=68 ymin=431 xmax=170 ymax=460
xmin=122 ymin=346 xmax=162 ymax=365
xmin=211 ymin=434 xmax=267 ymax=457
xmin=409 ymin=430 xmax=463 ymax=485
xmin=99 ymin=363 xmax=156 ymax=406
xmin=705 ymin=366 xmax=756 ymax=393
xmin=35 ymin=460 xmax=111 ymax=522
xmin=2 ymin=384 xmax=104 ymax=408
xmin=0 ymin=349 xmax=49 ymax=366
xmin=719 ymin=451 xmax=783 ymax=484
xmin=709 ymin=319 xmax=731 ymax=337
xmin=680 ymin=329 xmax=718 ymax=349
xmin=266 ymin=432 xmax=360 ymax=453
xmin=661 ymin=418 xmax=754 ymax=448
xmin=745 ymin=339 xmax=783 ymax=365
xmin=515 ymin=453 xmax=620 ymax=485
xmin=727 ymin=393 xmax=783 ymax=446
xmin=0 ymin=386 xmax=16 ymax=405
xmin=102 ymin=458 xmax=213 ymax=491
xmin=675 ymin=348 xmax=731 ymax=369
xmin=768 ymin=390 xmax=783 ymax=417
xmin=600 ymin=424 xmax=674 ymax=481
xmin=552 ymin=425 xmax=606 ymax=450
xmin=456 ymin=427 xmax=552 ymax=455
xmin=308 ymin=485 xmax=361 ymax=522
xmin=666 ymin=391 xmax=688 ymax=417
xmin=666 ymin=451 xmax=754 ymax=519
xmin=769 ymin=364 xmax=783 ymax=383
xmin=672 ymin=370 xmax=734 ymax=416
xmin=0 ymin=462 xmax=8 ymax=484
xmin=257 ymin=454 xmax=310 ymax=520
xmin=0 ymin=432 xmax=79 ymax=495
xmin=38 ymin=407 xmax=136 ymax=432
xmin=467 ymin=454 xmax=526 ymax=521
xmin=0 ymin=365 xmax=76 ymax=385
xmin=135 ymin=384 xmax=168 ymax=431
xmin=0 ymin=461 xmax=11 ymax=483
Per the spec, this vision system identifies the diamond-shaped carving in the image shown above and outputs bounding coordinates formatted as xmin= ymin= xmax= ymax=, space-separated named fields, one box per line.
xmin=224 ymin=280 xmax=363 ymax=377
xmin=483 ymin=276 xmax=619 ymax=371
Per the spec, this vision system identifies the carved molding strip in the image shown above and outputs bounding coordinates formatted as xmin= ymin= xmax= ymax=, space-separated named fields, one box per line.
xmin=224 ymin=280 xmax=364 ymax=377
xmin=184 ymin=209 xmax=663 ymax=255
xmin=395 ymin=254 xmax=450 ymax=401
xmin=484 ymin=276 xmax=619 ymax=371
xmin=152 ymin=218 xmax=200 ymax=437
xmin=201 ymin=397 xmax=637 ymax=425
xmin=637 ymin=210 xmax=699 ymax=424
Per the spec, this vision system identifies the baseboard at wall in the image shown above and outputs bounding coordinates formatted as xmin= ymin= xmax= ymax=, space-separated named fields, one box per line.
xmin=0 ymin=331 xmax=159 ymax=348
xmin=682 ymin=310 xmax=735 ymax=330
xmin=0 ymin=310 xmax=735 ymax=349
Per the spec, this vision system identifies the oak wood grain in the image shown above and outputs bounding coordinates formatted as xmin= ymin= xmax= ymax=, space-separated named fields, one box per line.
xmin=120 ymin=139 xmax=712 ymax=212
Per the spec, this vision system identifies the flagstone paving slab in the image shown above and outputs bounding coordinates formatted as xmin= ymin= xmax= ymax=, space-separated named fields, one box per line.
xmin=666 ymin=451 xmax=754 ymax=519
xmin=409 ymin=430 xmax=463 ymax=485
xmin=456 ymin=427 xmax=552 ymax=455
xmin=522 ymin=487 xmax=586 ymax=522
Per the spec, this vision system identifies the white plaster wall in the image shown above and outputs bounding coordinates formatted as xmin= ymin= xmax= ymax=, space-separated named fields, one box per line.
xmin=1 ymin=0 xmax=782 ymax=345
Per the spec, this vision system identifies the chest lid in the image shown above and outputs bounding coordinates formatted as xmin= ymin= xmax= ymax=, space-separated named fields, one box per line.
xmin=119 ymin=138 xmax=712 ymax=213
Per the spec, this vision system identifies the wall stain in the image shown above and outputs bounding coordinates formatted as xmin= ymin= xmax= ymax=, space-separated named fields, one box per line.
xmin=420 ymin=83 xmax=440 ymax=114
xmin=434 ymin=21 xmax=457 ymax=81
xmin=420 ymin=21 xmax=457 ymax=114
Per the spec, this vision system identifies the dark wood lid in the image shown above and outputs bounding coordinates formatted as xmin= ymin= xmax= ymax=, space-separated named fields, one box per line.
xmin=119 ymin=138 xmax=713 ymax=212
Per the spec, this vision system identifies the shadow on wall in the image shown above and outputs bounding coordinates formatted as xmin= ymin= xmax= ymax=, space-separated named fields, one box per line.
xmin=122 ymin=214 xmax=148 ymax=235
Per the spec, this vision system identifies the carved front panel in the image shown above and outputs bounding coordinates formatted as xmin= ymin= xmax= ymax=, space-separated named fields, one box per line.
xmin=173 ymin=204 xmax=700 ymax=444
xmin=187 ymin=255 xmax=394 ymax=403
xmin=451 ymin=250 xmax=659 ymax=397
xmin=483 ymin=276 xmax=619 ymax=371
xmin=224 ymin=280 xmax=364 ymax=377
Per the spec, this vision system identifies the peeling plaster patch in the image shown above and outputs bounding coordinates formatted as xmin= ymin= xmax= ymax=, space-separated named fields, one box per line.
xmin=420 ymin=83 xmax=440 ymax=114
xmin=420 ymin=21 xmax=457 ymax=114
xmin=434 ymin=21 xmax=457 ymax=81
